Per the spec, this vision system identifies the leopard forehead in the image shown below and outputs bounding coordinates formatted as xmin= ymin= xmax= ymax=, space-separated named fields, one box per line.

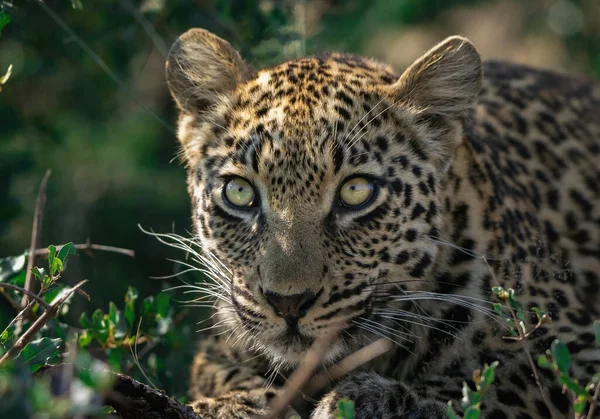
xmin=184 ymin=54 xmax=428 ymax=206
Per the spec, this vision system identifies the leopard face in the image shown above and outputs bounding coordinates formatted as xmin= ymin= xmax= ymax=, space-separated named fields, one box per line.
xmin=166 ymin=29 xmax=482 ymax=365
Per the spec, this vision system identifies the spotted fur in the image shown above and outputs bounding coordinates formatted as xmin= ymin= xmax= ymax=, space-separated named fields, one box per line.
xmin=166 ymin=28 xmax=600 ymax=418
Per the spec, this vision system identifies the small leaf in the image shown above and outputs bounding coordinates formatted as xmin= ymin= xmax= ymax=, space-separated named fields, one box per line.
xmin=142 ymin=296 xmax=154 ymax=317
xmin=0 ymin=12 xmax=11 ymax=37
xmin=594 ymin=320 xmax=600 ymax=345
xmin=47 ymin=245 xmax=57 ymax=274
xmin=51 ymin=257 xmax=63 ymax=278
xmin=19 ymin=337 xmax=62 ymax=372
xmin=463 ymin=406 xmax=481 ymax=419
xmin=56 ymin=242 xmax=76 ymax=269
xmin=508 ymin=289 xmax=524 ymax=321
xmin=124 ymin=287 xmax=138 ymax=328
xmin=79 ymin=312 xmax=92 ymax=329
xmin=537 ymin=355 xmax=551 ymax=369
xmin=109 ymin=302 xmax=126 ymax=340
xmin=31 ymin=267 xmax=45 ymax=282
xmin=532 ymin=307 xmax=546 ymax=321
xmin=558 ymin=374 xmax=588 ymax=397
xmin=106 ymin=347 xmax=124 ymax=372
xmin=551 ymin=340 xmax=571 ymax=374
xmin=574 ymin=395 xmax=588 ymax=416
xmin=78 ymin=330 xmax=92 ymax=348
xmin=92 ymin=309 xmax=110 ymax=345
xmin=480 ymin=361 xmax=498 ymax=387
xmin=446 ymin=401 xmax=459 ymax=419
xmin=335 ymin=398 xmax=355 ymax=419
xmin=153 ymin=293 xmax=170 ymax=319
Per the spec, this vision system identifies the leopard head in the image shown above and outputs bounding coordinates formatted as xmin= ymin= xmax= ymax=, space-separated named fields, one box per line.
xmin=166 ymin=28 xmax=482 ymax=365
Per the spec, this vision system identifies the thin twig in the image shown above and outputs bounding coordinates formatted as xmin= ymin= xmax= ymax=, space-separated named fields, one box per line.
xmin=119 ymin=0 xmax=168 ymax=57
xmin=0 ymin=280 xmax=88 ymax=366
xmin=35 ymin=0 xmax=175 ymax=135
xmin=33 ymin=240 xmax=135 ymax=258
xmin=21 ymin=169 xmax=51 ymax=309
xmin=586 ymin=372 xmax=600 ymax=419
xmin=265 ymin=321 xmax=344 ymax=419
xmin=304 ymin=338 xmax=394 ymax=398
xmin=0 ymin=288 xmax=23 ymax=311
xmin=0 ymin=283 xmax=52 ymax=311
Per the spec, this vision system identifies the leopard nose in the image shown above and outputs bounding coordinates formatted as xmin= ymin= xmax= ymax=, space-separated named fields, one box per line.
xmin=261 ymin=288 xmax=322 ymax=324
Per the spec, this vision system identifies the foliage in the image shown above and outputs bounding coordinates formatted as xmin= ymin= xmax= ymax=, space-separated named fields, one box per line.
xmin=0 ymin=243 xmax=185 ymax=417
xmin=336 ymin=398 xmax=356 ymax=419
xmin=447 ymin=361 xmax=499 ymax=419
xmin=536 ymin=322 xmax=600 ymax=419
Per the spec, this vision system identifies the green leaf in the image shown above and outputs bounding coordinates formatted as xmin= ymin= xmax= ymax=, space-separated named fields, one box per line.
xmin=50 ymin=257 xmax=63 ymax=278
xmin=446 ymin=401 xmax=459 ymax=419
xmin=480 ymin=361 xmax=498 ymax=386
xmin=31 ymin=267 xmax=45 ymax=282
xmin=142 ymin=296 xmax=154 ymax=317
xmin=0 ymin=329 xmax=9 ymax=344
xmin=508 ymin=289 xmax=524 ymax=321
xmin=594 ymin=320 xmax=600 ymax=345
xmin=78 ymin=330 xmax=92 ymax=348
xmin=0 ymin=12 xmax=11 ymax=37
xmin=92 ymin=309 xmax=110 ymax=345
xmin=79 ymin=312 xmax=92 ymax=329
xmin=124 ymin=287 xmax=138 ymax=328
xmin=463 ymin=406 xmax=481 ymax=419
xmin=574 ymin=395 xmax=588 ymax=416
xmin=106 ymin=347 xmax=124 ymax=372
xmin=532 ymin=307 xmax=546 ymax=321
xmin=335 ymin=398 xmax=355 ymax=419
xmin=558 ymin=374 xmax=588 ymax=397
xmin=48 ymin=245 xmax=57 ymax=275
xmin=153 ymin=293 xmax=170 ymax=319
xmin=56 ymin=242 xmax=76 ymax=269
xmin=551 ymin=340 xmax=571 ymax=374
xmin=109 ymin=302 xmax=126 ymax=339
xmin=19 ymin=337 xmax=62 ymax=373
xmin=537 ymin=355 xmax=551 ymax=369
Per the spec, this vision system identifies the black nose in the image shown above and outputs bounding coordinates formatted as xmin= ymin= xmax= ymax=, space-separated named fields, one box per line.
xmin=261 ymin=288 xmax=321 ymax=324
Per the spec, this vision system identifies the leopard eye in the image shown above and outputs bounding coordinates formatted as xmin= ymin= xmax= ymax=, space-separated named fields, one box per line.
xmin=339 ymin=177 xmax=375 ymax=208
xmin=224 ymin=177 xmax=256 ymax=208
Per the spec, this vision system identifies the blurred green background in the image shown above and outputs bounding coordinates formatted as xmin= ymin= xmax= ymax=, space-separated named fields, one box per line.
xmin=0 ymin=0 xmax=599 ymax=397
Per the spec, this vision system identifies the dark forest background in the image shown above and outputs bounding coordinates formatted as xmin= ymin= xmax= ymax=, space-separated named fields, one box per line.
xmin=1 ymin=0 xmax=599 ymax=399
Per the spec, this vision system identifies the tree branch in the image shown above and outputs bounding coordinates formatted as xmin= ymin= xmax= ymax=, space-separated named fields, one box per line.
xmin=21 ymin=169 xmax=51 ymax=309
xmin=0 ymin=283 xmax=52 ymax=311
xmin=0 ymin=280 xmax=88 ymax=366
xmin=33 ymin=240 xmax=135 ymax=258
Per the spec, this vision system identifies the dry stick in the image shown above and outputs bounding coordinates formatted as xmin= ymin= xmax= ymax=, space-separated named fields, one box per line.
xmin=587 ymin=378 xmax=600 ymax=419
xmin=265 ymin=321 xmax=345 ymax=419
xmin=21 ymin=169 xmax=51 ymax=310
xmin=304 ymin=338 xmax=394 ymax=398
xmin=33 ymin=240 xmax=135 ymax=258
xmin=0 ymin=280 xmax=88 ymax=366
xmin=0 ymin=283 xmax=52 ymax=311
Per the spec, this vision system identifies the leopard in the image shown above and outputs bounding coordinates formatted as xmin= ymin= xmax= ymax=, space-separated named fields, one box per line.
xmin=165 ymin=28 xmax=600 ymax=418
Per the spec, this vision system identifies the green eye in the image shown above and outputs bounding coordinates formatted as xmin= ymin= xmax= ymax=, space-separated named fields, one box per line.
xmin=339 ymin=177 xmax=375 ymax=208
xmin=224 ymin=177 xmax=256 ymax=208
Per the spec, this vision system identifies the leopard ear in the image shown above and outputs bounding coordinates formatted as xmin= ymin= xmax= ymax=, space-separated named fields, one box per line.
xmin=166 ymin=28 xmax=252 ymax=116
xmin=390 ymin=36 xmax=482 ymax=116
